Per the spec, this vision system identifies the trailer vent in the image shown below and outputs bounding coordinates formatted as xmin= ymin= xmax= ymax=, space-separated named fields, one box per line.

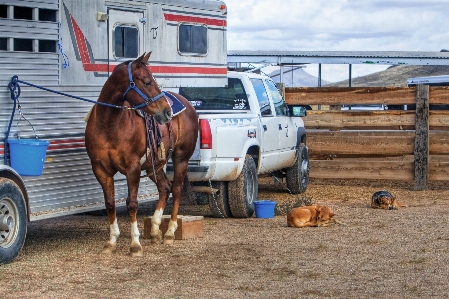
xmin=39 ymin=40 xmax=56 ymax=53
xmin=0 ymin=38 xmax=6 ymax=51
xmin=14 ymin=38 xmax=33 ymax=52
xmin=39 ymin=9 xmax=57 ymax=22
xmin=14 ymin=6 xmax=33 ymax=20
xmin=0 ymin=5 xmax=6 ymax=18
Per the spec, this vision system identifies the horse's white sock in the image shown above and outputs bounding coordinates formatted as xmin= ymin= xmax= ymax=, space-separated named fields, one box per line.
xmin=166 ymin=220 xmax=178 ymax=237
xmin=130 ymin=221 xmax=140 ymax=245
xmin=151 ymin=208 xmax=164 ymax=236
xmin=109 ymin=218 xmax=120 ymax=244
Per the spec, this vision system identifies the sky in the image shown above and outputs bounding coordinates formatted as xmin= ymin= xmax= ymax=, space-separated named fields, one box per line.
xmin=224 ymin=0 xmax=449 ymax=82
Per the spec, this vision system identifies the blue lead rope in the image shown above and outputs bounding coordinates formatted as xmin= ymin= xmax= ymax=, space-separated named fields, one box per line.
xmin=4 ymin=75 xmax=137 ymax=165
xmin=8 ymin=75 xmax=128 ymax=109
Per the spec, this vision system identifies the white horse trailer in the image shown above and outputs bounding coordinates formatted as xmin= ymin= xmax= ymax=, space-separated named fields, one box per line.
xmin=0 ymin=0 xmax=227 ymax=264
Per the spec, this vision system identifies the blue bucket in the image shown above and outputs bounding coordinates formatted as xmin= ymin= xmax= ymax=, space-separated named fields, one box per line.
xmin=254 ymin=200 xmax=276 ymax=218
xmin=7 ymin=138 xmax=50 ymax=176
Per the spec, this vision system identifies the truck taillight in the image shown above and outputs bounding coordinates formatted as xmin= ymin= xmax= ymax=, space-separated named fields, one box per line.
xmin=199 ymin=119 xmax=212 ymax=149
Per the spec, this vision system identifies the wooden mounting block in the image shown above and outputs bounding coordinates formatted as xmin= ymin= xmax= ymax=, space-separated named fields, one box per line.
xmin=143 ymin=215 xmax=204 ymax=240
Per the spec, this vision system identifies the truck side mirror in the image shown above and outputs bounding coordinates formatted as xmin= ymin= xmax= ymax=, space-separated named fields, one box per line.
xmin=290 ymin=106 xmax=307 ymax=117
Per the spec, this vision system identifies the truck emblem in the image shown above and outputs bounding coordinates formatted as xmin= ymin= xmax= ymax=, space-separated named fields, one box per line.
xmin=247 ymin=130 xmax=256 ymax=138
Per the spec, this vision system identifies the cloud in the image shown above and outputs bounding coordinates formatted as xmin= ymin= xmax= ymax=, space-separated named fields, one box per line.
xmin=224 ymin=0 xmax=448 ymax=81
xmin=226 ymin=0 xmax=448 ymax=52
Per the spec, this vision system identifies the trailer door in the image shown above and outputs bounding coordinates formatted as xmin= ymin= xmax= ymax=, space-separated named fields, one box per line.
xmin=108 ymin=9 xmax=145 ymax=66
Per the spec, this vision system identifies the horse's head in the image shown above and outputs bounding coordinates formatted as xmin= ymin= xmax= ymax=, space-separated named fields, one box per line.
xmin=123 ymin=52 xmax=173 ymax=124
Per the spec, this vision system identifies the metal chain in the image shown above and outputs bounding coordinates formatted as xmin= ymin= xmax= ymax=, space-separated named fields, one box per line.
xmin=196 ymin=154 xmax=225 ymax=218
xmin=208 ymin=178 xmax=225 ymax=218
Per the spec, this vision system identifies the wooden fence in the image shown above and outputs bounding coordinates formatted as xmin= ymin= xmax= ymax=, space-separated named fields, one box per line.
xmin=284 ymin=85 xmax=449 ymax=190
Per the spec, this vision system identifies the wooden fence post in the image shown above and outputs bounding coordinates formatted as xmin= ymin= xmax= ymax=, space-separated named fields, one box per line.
xmin=414 ymin=84 xmax=429 ymax=190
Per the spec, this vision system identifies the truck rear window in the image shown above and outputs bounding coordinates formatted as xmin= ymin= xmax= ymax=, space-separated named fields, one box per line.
xmin=179 ymin=78 xmax=250 ymax=111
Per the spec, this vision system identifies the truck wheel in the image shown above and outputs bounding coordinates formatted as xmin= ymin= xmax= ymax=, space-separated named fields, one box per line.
xmin=228 ymin=155 xmax=257 ymax=218
xmin=208 ymin=181 xmax=232 ymax=218
xmin=0 ymin=179 xmax=27 ymax=264
xmin=286 ymin=144 xmax=309 ymax=194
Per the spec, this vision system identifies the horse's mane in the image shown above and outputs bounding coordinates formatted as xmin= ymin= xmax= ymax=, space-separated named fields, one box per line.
xmin=112 ymin=61 xmax=131 ymax=74
xmin=113 ymin=59 xmax=149 ymax=75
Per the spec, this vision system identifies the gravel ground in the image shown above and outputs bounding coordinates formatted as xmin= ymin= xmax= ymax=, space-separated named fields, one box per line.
xmin=2 ymin=178 xmax=449 ymax=299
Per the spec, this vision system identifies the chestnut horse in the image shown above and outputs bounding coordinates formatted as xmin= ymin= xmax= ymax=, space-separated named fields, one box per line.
xmin=85 ymin=52 xmax=198 ymax=256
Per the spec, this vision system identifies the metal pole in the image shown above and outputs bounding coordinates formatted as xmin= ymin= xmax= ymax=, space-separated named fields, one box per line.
xmin=279 ymin=65 xmax=283 ymax=84
xmin=349 ymin=64 xmax=352 ymax=87
xmin=318 ymin=64 xmax=322 ymax=110
xmin=278 ymin=56 xmax=283 ymax=84
xmin=318 ymin=63 xmax=322 ymax=87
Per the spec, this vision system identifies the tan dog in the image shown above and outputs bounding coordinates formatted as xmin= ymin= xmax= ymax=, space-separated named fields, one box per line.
xmin=287 ymin=205 xmax=343 ymax=228
xmin=371 ymin=191 xmax=406 ymax=210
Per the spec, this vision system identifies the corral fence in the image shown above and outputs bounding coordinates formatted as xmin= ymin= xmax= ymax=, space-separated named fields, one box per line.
xmin=283 ymin=85 xmax=449 ymax=190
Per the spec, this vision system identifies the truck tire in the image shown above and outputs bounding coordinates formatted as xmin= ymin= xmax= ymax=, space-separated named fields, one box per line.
xmin=0 ymin=179 xmax=27 ymax=264
xmin=286 ymin=144 xmax=309 ymax=194
xmin=208 ymin=181 xmax=232 ymax=218
xmin=228 ymin=155 xmax=257 ymax=218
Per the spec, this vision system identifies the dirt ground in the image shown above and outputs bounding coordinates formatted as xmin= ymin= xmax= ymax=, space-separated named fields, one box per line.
xmin=2 ymin=178 xmax=449 ymax=299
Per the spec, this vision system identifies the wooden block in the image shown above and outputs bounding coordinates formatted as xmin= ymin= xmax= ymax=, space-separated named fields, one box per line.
xmin=143 ymin=215 xmax=204 ymax=240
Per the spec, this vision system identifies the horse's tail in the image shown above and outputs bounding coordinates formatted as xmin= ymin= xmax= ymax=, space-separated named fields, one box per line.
xmin=84 ymin=106 xmax=94 ymax=122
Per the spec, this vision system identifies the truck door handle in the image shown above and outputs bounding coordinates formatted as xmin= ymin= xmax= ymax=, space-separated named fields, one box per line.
xmin=278 ymin=124 xmax=282 ymax=130
xmin=263 ymin=125 xmax=267 ymax=131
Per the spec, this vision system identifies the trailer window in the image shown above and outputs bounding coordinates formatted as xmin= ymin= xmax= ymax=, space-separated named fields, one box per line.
xmin=179 ymin=78 xmax=249 ymax=110
xmin=178 ymin=24 xmax=207 ymax=55
xmin=114 ymin=25 xmax=138 ymax=58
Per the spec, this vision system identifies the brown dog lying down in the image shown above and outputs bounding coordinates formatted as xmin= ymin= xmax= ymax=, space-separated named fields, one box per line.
xmin=287 ymin=205 xmax=344 ymax=228
xmin=371 ymin=191 xmax=406 ymax=210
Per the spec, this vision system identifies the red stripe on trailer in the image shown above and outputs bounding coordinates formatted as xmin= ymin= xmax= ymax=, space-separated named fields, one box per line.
xmin=70 ymin=14 xmax=226 ymax=74
xmin=148 ymin=65 xmax=227 ymax=75
xmin=70 ymin=15 xmax=91 ymax=65
xmin=164 ymin=13 xmax=227 ymax=27
xmin=47 ymin=139 xmax=86 ymax=151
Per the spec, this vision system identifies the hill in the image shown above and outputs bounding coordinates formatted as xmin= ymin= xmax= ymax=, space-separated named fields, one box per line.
xmin=326 ymin=65 xmax=449 ymax=87
xmin=268 ymin=66 xmax=330 ymax=87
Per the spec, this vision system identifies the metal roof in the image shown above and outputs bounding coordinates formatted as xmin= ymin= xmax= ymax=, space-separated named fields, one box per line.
xmin=227 ymin=50 xmax=449 ymax=65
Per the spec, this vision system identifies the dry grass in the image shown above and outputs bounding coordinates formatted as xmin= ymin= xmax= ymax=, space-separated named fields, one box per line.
xmin=1 ymin=177 xmax=449 ymax=299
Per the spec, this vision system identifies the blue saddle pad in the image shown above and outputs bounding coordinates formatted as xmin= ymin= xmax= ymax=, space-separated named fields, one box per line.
xmin=164 ymin=92 xmax=186 ymax=116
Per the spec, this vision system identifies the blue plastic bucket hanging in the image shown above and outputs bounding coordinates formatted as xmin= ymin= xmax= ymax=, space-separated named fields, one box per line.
xmin=254 ymin=200 xmax=276 ymax=218
xmin=7 ymin=138 xmax=49 ymax=176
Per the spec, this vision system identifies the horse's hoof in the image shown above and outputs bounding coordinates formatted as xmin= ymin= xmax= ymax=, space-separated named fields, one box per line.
xmin=102 ymin=243 xmax=117 ymax=254
xmin=129 ymin=242 xmax=143 ymax=257
xmin=163 ymin=236 xmax=175 ymax=245
xmin=150 ymin=230 xmax=163 ymax=244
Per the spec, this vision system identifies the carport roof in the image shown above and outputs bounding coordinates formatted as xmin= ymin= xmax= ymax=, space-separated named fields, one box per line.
xmin=227 ymin=50 xmax=449 ymax=65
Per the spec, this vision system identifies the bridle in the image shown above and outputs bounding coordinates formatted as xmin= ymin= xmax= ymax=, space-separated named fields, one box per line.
xmin=122 ymin=60 xmax=166 ymax=109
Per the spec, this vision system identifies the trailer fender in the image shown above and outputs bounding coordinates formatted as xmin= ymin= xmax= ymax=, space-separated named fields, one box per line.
xmin=0 ymin=166 xmax=30 ymax=222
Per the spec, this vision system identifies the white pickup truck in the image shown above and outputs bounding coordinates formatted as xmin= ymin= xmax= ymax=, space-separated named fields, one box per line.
xmin=168 ymin=71 xmax=309 ymax=218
